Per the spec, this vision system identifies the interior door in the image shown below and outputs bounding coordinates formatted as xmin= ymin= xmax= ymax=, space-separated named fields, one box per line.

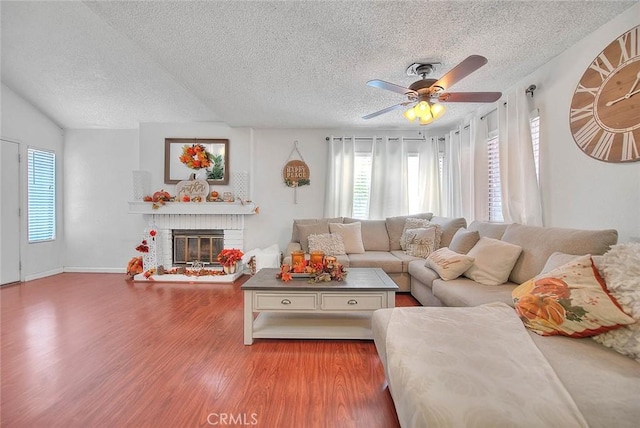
xmin=1 ymin=140 xmax=21 ymax=284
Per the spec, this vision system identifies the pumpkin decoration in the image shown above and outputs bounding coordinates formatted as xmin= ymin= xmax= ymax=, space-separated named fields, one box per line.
xmin=126 ymin=256 xmax=143 ymax=278
xmin=515 ymin=294 xmax=566 ymax=325
xmin=152 ymin=189 xmax=171 ymax=202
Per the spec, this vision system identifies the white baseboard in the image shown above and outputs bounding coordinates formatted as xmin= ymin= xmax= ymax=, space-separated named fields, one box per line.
xmin=63 ymin=267 xmax=126 ymax=274
xmin=25 ymin=267 xmax=64 ymax=282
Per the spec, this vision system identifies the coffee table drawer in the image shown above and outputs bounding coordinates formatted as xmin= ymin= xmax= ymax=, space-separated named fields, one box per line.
xmin=254 ymin=293 xmax=317 ymax=310
xmin=321 ymin=293 xmax=386 ymax=311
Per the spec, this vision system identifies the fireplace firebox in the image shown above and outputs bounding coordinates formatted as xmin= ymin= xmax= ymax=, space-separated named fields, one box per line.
xmin=172 ymin=229 xmax=224 ymax=266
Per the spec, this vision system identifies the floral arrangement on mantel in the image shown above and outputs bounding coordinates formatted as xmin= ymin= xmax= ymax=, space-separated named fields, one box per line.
xmin=277 ymin=259 xmax=348 ymax=283
xmin=217 ymin=248 xmax=244 ymax=267
xmin=180 ymin=143 xmax=212 ymax=170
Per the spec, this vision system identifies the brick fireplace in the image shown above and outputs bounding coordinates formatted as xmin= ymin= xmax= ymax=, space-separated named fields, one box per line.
xmin=128 ymin=200 xmax=257 ymax=268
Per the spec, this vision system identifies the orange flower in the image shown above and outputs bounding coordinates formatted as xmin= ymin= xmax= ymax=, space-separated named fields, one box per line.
xmin=516 ymin=294 xmax=566 ymax=325
xmin=532 ymin=277 xmax=570 ymax=299
xmin=281 ymin=272 xmax=292 ymax=282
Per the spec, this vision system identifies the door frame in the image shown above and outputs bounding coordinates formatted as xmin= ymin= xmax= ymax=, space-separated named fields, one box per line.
xmin=1 ymin=138 xmax=23 ymax=284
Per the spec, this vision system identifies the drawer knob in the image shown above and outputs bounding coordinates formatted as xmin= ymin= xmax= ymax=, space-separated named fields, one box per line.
xmin=347 ymin=299 xmax=358 ymax=305
xmin=281 ymin=299 xmax=292 ymax=305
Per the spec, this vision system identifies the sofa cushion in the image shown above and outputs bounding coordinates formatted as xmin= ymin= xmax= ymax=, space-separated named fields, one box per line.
xmin=467 ymin=220 xmax=509 ymax=240
xmin=407 ymin=259 xmax=440 ymax=289
xmin=329 ymin=222 xmax=365 ymax=254
xmin=432 ymin=277 xmax=518 ymax=307
xmin=292 ymin=217 xmax=343 ymax=242
xmin=429 ymin=216 xmax=467 ymax=248
xmin=501 ymin=223 xmax=618 ymax=285
xmin=347 ymin=251 xmax=403 ymax=273
xmin=512 ymin=255 xmax=634 ymax=338
xmin=307 ymin=233 xmax=346 ymax=255
xmin=390 ymin=250 xmax=422 ymax=272
xmin=296 ymin=222 xmax=330 ymax=252
xmin=464 ymin=237 xmax=523 ymax=286
xmin=385 ymin=213 xmax=433 ymax=250
xmin=448 ymin=228 xmax=480 ymax=254
xmin=344 ymin=218 xmax=390 ymax=251
xmin=425 ymin=247 xmax=475 ymax=280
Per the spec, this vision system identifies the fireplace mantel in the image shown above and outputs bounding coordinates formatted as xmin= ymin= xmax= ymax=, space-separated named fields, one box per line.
xmin=128 ymin=201 xmax=257 ymax=215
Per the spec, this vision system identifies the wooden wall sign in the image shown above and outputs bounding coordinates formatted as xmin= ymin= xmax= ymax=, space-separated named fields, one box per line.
xmin=283 ymin=159 xmax=310 ymax=187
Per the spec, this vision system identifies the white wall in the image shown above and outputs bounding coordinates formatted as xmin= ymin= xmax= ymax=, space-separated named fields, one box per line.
xmin=63 ymin=129 xmax=144 ymax=271
xmin=1 ymin=83 xmax=65 ymax=280
xmin=519 ymin=3 xmax=639 ymax=242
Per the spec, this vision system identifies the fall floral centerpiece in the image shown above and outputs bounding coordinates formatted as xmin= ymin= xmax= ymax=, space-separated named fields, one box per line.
xmin=277 ymin=258 xmax=348 ymax=283
xmin=180 ymin=144 xmax=212 ymax=170
xmin=217 ymin=248 xmax=244 ymax=274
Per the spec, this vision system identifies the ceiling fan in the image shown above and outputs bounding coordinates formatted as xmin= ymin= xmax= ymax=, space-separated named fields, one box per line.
xmin=363 ymin=55 xmax=502 ymax=125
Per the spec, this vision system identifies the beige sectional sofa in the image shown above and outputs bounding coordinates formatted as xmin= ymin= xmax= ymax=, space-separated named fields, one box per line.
xmin=373 ymin=222 xmax=640 ymax=427
xmin=284 ymin=213 xmax=466 ymax=292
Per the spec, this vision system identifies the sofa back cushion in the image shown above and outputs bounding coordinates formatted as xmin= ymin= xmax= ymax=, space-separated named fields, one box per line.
xmin=385 ymin=213 xmax=433 ymax=250
xmin=344 ymin=218 xmax=390 ymax=251
xmin=468 ymin=221 xmax=509 ymax=240
xmin=501 ymin=223 xmax=618 ymax=284
xmin=291 ymin=218 xmax=343 ymax=243
xmin=429 ymin=216 xmax=467 ymax=248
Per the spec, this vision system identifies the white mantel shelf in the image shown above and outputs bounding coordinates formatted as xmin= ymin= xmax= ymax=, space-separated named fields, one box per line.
xmin=128 ymin=201 xmax=257 ymax=215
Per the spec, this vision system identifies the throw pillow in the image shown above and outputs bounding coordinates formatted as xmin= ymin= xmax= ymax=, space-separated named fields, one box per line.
xmin=463 ymin=237 xmax=523 ymax=286
xmin=512 ymin=255 xmax=635 ymax=338
xmin=329 ymin=222 xmax=365 ymax=254
xmin=296 ymin=222 xmax=330 ymax=253
xmin=400 ymin=218 xmax=432 ymax=250
xmin=404 ymin=227 xmax=438 ymax=258
xmin=307 ymin=233 xmax=346 ymax=256
xmin=425 ymin=247 xmax=475 ymax=280
xmin=592 ymin=243 xmax=640 ymax=362
xmin=448 ymin=228 xmax=480 ymax=254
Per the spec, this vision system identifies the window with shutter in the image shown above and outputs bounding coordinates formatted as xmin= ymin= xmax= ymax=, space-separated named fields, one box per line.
xmin=27 ymin=148 xmax=56 ymax=242
xmin=352 ymin=153 xmax=372 ymax=219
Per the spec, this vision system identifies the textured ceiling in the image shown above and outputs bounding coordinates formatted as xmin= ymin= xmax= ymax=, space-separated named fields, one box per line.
xmin=1 ymin=1 xmax=637 ymax=131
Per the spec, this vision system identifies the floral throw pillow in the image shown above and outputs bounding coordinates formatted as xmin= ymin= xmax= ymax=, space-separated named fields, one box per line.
xmin=512 ymin=255 xmax=635 ymax=338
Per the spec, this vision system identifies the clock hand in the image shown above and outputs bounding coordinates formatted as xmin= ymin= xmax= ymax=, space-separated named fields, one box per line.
xmin=605 ymin=88 xmax=640 ymax=107
xmin=627 ymin=71 xmax=640 ymax=96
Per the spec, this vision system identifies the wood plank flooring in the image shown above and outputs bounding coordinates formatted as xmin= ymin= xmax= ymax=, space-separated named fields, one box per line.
xmin=1 ymin=273 xmax=419 ymax=427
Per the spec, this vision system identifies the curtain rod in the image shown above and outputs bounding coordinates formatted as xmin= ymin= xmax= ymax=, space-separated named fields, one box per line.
xmin=325 ymin=136 xmax=445 ymax=142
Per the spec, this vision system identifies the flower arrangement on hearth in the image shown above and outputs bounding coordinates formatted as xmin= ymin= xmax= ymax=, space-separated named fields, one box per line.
xmin=217 ymin=248 xmax=244 ymax=267
xmin=180 ymin=143 xmax=212 ymax=170
xmin=277 ymin=258 xmax=348 ymax=283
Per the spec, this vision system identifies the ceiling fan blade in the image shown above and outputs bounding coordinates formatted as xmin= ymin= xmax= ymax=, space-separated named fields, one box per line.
xmin=437 ymin=92 xmax=502 ymax=103
xmin=367 ymin=79 xmax=417 ymax=96
xmin=362 ymin=102 xmax=413 ymax=120
xmin=432 ymin=55 xmax=488 ymax=91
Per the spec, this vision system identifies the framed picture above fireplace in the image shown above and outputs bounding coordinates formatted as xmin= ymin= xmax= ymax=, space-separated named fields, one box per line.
xmin=164 ymin=138 xmax=229 ymax=185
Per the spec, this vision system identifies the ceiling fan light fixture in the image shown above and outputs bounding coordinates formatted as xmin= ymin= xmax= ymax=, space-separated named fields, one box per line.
xmin=404 ymin=108 xmax=417 ymax=121
xmin=431 ymin=102 xmax=446 ymax=119
xmin=419 ymin=116 xmax=434 ymax=125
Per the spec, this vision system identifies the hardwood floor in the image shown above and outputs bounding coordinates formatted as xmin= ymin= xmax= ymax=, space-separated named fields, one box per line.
xmin=1 ymin=273 xmax=419 ymax=427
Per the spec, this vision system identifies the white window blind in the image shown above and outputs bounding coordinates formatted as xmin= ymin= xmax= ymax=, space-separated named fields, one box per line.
xmin=487 ymin=135 xmax=503 ymax=222
xmin=28 ymin=148 xmax=56 ymax=242
xmin=530 ymin=114 xmax=540 ymax=181
xmin=352 ymin=153 xmax=372 ymax=219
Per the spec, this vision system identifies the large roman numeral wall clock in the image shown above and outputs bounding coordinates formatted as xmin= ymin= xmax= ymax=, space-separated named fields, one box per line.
xmin=570 ymin=24 xmax=640 ymax=163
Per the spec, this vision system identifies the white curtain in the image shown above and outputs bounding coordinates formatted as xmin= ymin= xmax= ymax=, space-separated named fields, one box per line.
xmin=470 ymin=115 xmax=489 ymax=223
xmin=369 ymin=136 xmax=408 ymax=218
xmin=498 ymin=88 xmax=543 ymax=226
xmin=443 ymin=131 xmax=463 ymax=218
xmin=417 ymin=136 xmax=442 ymax=216
xmin=324 ymin=136 xmax=354 ymax=218
xmin=325 ymin=136 xmax=441 ymax=219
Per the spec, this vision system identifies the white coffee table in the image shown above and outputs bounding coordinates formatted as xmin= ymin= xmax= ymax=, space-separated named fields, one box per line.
xmin=241 ymin=267 xmax=398 ymax=345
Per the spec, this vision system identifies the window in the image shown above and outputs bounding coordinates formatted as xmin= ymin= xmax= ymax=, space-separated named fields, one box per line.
xmin=486 ymin=114 xmax=540 ymax=222
xmin=28 ymin=148 xmax=56 ymax=242
xmin=352 ymin=153 xmax=372 ymax=219
xmin=487 ymin=135 xmax=503 ymax=222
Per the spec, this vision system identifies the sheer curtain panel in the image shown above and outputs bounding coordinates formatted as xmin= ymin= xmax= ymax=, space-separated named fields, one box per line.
xmin=324 ymin=136 xmax=355 ymax=218
xmin=497 ymin=88 xmax=543 ymax=226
